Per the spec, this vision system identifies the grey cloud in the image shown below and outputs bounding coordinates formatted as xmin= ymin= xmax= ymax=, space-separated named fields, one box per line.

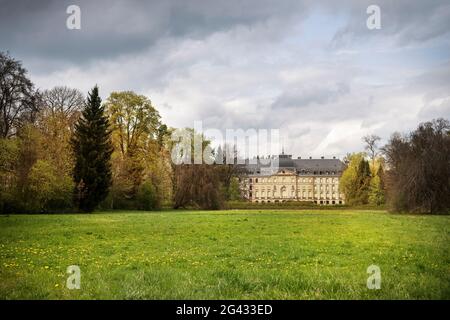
xmin=410 ymin=61 xmax=450 ymax=102
xmin=331 ymin=0 xmax=450 ymax=48
xmin=0 ymin=0 xmax=306 ymax=70
xmin=419 ymin=98 xmax=450 ymax=120
xmin=1 ymin=0 xmax=448 ymax=158
xmin=410 ymin=62 xmax=450 ymax=120
xmin=272 ymin=82 xmax=350 ymax=110
xmin=3 ymin=0 xmax=449 ymax=68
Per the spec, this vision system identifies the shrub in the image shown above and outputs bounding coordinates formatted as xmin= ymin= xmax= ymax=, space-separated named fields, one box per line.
xmin=136 ymin=180 xmax=159 ymax=210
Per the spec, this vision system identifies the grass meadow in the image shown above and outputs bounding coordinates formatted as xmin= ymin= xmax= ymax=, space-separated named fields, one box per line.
xmin=0 ymin=209 xmax=449 ymax=299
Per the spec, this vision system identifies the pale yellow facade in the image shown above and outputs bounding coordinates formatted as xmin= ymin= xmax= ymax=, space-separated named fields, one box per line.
xmin=245 ymin=169 xmax=345 ymax=205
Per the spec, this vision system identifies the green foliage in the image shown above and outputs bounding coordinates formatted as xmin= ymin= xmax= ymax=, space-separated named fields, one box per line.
xmin=136 ymin=180 xmax=159 ymax=210
xmin=4 ymin=125 xmax=42 ymax=213
xmin=355 ymin=157 xmax=371 ymax=203
xmin=106 ymin=91 xmax=161 ymax=155
xmin=0 ymin=138 xmax=19 ymax=169
xmin=105 ymin=91 xmax=169 ymax=209
xmin=0 ymin=138 xmax=19 ymax=213
xmin=227 ymin=177 xmax=242 ymax=201
xmin=1 ymin=124 xmax=76 ymax=213
xmin=368 ymin=163 xmax=386 ymax=206
xmin=71 ymin=86 xmax=113 ymax=212
xmin=340 ymin=153 xmax=371 ymax=205
xmin=26 ymin=160 xmax=73 ymax=212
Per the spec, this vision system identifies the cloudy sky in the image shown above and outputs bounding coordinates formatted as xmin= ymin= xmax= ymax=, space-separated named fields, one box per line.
xmin=1 ymin=0 xmax=449 ymax=158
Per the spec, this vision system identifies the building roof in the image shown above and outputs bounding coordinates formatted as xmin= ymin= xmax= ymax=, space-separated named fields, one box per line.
xmin=242 ymin=154 xmax=346 ymax=176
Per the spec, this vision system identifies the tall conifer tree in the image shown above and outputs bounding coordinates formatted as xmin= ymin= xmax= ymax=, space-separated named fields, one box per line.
xmin=355 ymin=158 xmax=371 ymax=204
xmin=71 ymin=86 xmax=112 ymax=212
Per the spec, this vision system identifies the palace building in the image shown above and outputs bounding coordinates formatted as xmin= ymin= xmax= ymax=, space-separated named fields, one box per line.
xmin=242 ymin=152 xmax=346 ymax=205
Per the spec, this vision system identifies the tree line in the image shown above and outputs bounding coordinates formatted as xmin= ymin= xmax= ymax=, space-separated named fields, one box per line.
xmin=340 ymin=120 xmax=450 ymax=214
xmin=1 ymin=52 xmax=448 ymax=214
xmin=0 ymin=52 xmax=242 ymax=213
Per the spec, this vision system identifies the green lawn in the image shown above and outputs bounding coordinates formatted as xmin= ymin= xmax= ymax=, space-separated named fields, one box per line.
xmin=0 ymin=210 xmax=449 ymax=299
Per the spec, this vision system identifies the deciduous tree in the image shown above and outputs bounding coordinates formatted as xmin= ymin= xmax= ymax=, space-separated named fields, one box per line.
xmin=383 ymin=118 xmax=450 ymax=213
xmin=104 ymin=91 xmax=166 ymax=209
xmin=0 ymin=52 xmax=39 ymax=138
xmin=363 ymin=134 xmax=381 ymax=167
